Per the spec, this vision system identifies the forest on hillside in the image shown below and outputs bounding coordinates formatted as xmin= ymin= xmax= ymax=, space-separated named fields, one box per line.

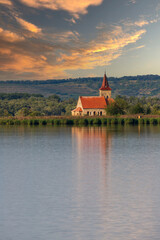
xmin=0 ymin=93 xmax=160 ymax=117
xmin=0 ymin=75 xmax=159 ymax=98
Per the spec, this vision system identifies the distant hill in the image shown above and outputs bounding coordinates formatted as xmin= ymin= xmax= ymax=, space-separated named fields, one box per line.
xmin=0 ymin=75 xmax=160 ymax=98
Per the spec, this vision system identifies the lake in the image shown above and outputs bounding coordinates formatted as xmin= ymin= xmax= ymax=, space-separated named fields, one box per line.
xmin=0 ymin=125 xmax=160 ymax=240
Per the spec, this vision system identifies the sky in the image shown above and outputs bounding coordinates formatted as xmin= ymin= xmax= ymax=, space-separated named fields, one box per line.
xmin=0 ymin=0 xmax=160 ymax=80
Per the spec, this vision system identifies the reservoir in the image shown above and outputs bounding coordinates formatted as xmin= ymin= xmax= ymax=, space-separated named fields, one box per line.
xmin=0 ymin=125 xmax=160 ymax=240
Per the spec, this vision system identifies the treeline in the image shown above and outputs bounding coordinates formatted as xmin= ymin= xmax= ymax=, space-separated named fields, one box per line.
xmin=0 ymin=93 xmax=160 ymax=117
xmin=106 ymin=95 xmax=160 ymax=115
xmin=0 ymin=93 xmax=76 ymax=117
xmin=1 ymin=74 xmax=160 ymax=84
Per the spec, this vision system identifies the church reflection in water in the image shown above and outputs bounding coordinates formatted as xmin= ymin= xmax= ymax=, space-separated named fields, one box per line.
xmin=71 ymin=127 xmax=114 ymax=239
xmin=72 ymin=126 xmax=113 ymax=175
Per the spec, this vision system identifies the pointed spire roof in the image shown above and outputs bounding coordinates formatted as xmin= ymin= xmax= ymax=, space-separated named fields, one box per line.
xmin=99 ymin=73 xmax=111 ymax=91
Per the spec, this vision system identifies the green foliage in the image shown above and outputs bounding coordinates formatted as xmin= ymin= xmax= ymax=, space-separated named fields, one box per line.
xmin=0 ymin=94 xmax=76 ymax=117
xmin=93 ymin=118 xmax=102 ymax=125
xmin=107 ymin=118 xmax=112 ymax=125
xmin=0 ymin=74 xmax=160 ymax=99
xmin=150 ymin=118 xmax=158 ymax=125
xmin=0 ymin=93 xmax=43 ymax=100
xmin=14 ymin=120 xmax=21 ymax=125
xmin=118 ymin=118 xmax=125 ymax=125
xmin=101 ymin=118 xmax=107 ymax=125
xmin=73 ymin=119 xmax=80 ymax=125
xmin=111 ymin=118 xmax=118 ymax=124
xmin=106 ymin=99 xmax=125 ymax=115
xmin=54 ymin=119 xmax=61 ymax=125
xmin=144 ymin=118 xmax=150 ymax=124
xmin=125 ymin=118 xmax=135 ymax=125
xmin=0 ymin=93 xmax=159 ymax=118
xmin=129 ymin=103 xmax=144 ymax=114
xmin=79 ymin=119 xmax=88 ymax=126
xmin=138 ymin=118 xmax=145 ymax=124
xmin=88 ymin=118 xmax=94 ymax=125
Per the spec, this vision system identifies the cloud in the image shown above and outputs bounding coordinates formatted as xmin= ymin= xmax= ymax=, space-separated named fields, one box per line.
xmin=122 ymin=19 xmax=149 ymax=27
xmin=134 ymin=20 xmax=149 ymax=27
xmin=65 ymin=18 xmax=76 ymax=24
xmin=0 ymin=0 xmax=12 ymax=5
xmin=19 ymin=0 xmax=103 ymax=18
xmin=56 ymin=27 xmax=146 ymax=72
xmin=50 ymin=31 xmax=80 ymax=42
xmin=96 ymin=22 xmax=106 ymax=30
xmin=0 ymin=20 xmax=147 ymax=80
xmin=129 ymin=0 xmax=136 ymax=4
xmin=15 ymin=17 xmax=42 ymax=33
xmin=0 ymin=27 xmax=24 ymax=42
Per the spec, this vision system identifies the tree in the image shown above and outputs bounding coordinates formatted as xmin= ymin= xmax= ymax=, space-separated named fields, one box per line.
xmin=129 ymin=103 xmax=144 ymax=114
xmin=106 ymin=102 xmax=125 ymax=115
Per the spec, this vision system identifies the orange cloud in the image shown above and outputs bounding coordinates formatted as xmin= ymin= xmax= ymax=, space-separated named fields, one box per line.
xmin=0 ymin=18 xmax=147 ymax=80
xmin=16 ymin=17 xmax=42 ymax=33
xmin=57 ymin=28 xmax=146 ymax=71
xmin=0 ymin=0 xmax=12 ymax=5
xmin=0 ymin=27 xmax=24 ymax=42
xmin=0 ymin=26 xmax=146 ymax=79
xmin=19 ymin=0 xmax=103 ymax=17
xmin=134 ymin=20 xmax=149 ymax=27
xmin=122 ymin=19 xmax=149 ymax=28
xmin=0 ymin=48 xmax=11 ymax=54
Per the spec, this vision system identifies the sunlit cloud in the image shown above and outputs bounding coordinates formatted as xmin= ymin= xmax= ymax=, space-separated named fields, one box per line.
xmin=0 ymin=19 xmax=147 ymax=80
xmin=150 ymin=19 xmax=158 ymax=24
xmin=65 ymin=18 xmax=76 ymax=24
xmin=50 ymin=31 xmax=80 ymax=42
xmin=57 ymin=27 xmax=146 ymax=72
xmin=15 ymin=17 xmax=42 ymax=33
xmin=122 ymin=19 xmax=149 ymax=27
xmin=135 ymin=45 xmax=145 ymax=49
xmin=0 ymin=0 xmax=12 ymax=5
xmin=0 ymin=27 xmax=24 ymax=42
xmin=19 ymin=0 xmax=103 ymax=18
xmin=134 ymin=20 xmax=149 ymax=27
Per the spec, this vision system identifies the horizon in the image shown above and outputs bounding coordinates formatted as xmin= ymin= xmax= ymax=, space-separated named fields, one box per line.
xmin=0 ymin=73 xmax=160 ymax=82
xmin=0 ymin=0 xmax=160 ymax=80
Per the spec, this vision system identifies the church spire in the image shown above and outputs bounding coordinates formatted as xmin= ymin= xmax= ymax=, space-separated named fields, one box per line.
xmin=99 ymin=72 xmax=111 ymax=91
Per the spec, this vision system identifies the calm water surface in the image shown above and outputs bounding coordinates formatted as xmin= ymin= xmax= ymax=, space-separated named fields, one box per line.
xmin=0 ymin=125 xmax=160 ymax=240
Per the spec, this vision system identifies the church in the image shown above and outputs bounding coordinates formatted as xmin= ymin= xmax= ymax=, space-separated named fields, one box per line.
xmin=71 ymin=73 xmax=114 ymax=116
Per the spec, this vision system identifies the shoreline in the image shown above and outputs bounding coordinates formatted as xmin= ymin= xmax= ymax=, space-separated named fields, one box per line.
xmin=0 ymin=115 xmax=160 ymax=126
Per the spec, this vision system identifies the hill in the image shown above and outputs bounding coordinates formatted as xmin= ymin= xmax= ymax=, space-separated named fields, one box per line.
xmin=0 ymin=75 xmax=160 ymax=99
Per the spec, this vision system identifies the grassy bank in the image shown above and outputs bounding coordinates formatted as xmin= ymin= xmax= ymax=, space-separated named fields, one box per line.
xmin=0 ymin=116 xmax=160 ymax=126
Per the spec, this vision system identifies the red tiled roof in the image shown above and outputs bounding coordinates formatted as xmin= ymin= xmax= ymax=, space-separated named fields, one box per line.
xmin=72 ymin=107 xmax=83 ymax=112
xmin=99 ymin=73 xmax=112 ymax=91
xmin=80 ymin=96 xmax=107 ymax=109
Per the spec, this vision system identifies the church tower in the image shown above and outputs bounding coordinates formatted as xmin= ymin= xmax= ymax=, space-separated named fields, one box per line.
xmin=99 ymin=72 xmax=111 ymax=99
